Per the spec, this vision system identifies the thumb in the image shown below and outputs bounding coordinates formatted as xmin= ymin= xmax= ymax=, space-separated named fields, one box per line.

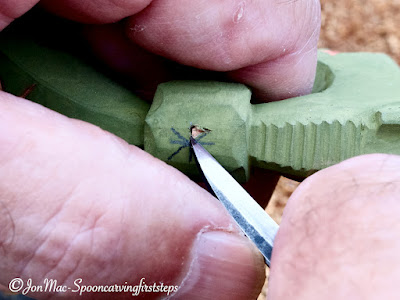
xmin=0 ymin=91 xmax=265 ymax=299
xmin=0 ymin=0 xmax=39 ymax=31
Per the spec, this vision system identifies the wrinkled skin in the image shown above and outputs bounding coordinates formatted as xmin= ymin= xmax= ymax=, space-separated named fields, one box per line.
xmin=1 ymin=0 xmax=321 ymax=101
xmin=0 ymin=1 xmax=320 ymax=298
xmin=2 ymin=1 xmax=399 ymax=300
xmin=0 ymin=92 xmax=265 ymax=299
xmin=270 ymin=154 xmax=400 ymax=300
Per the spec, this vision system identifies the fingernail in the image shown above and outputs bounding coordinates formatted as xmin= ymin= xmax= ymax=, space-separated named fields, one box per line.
xmin=172 ymin=231 xmax=266 ymax=299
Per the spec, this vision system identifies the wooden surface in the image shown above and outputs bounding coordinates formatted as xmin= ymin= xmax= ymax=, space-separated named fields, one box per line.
xmin=258 ymin=0 xmax=400 ymax=298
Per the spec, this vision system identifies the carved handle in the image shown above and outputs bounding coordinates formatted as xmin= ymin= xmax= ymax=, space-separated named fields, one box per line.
xmin=1 ymin=33 xmax=400 ymax=182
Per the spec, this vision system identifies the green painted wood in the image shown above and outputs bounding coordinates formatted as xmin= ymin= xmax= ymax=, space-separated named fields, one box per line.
xmin=145 ymin=52 xmax=400 ymax=181
xmin=145 ymin=81 xmax=252 ymax=181
xmin=1 ymin=32 xmax=400 ymax=182
xmin=0 ymin=33 xmax=150 ymax=146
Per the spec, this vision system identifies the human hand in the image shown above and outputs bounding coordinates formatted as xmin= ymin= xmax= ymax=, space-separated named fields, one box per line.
xmin=0 ymin=0 xmax=320 ymax=299
xmin=269 ymin=154 xmax=400 ymax=299
xmin=1 ymin=0 xmax=321 ymax=102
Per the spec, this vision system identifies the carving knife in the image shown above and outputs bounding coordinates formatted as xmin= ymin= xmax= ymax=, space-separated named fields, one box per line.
xmin=190 ymin=137 xmax=279 ymax=266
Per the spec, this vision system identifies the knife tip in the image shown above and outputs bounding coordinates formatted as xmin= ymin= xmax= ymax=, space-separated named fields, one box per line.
xmin=190 ymin=136 xmax=197 ymax=146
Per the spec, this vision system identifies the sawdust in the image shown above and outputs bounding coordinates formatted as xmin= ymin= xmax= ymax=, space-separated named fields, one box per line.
xmin=319 ymin=0 xmax=400 ymax=63
xmin=258 ymin=1 xmax=399 ymax=298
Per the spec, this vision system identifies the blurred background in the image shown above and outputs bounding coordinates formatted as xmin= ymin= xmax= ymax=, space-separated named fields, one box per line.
xmin=319 ymin=0 xmax=399 ymax=64
xmin=259 ymin=0 xmax=400 ymax=299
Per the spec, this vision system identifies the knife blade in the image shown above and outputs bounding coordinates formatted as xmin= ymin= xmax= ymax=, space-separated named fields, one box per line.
xmin=190 ymin=137 xmax=279 ymax=266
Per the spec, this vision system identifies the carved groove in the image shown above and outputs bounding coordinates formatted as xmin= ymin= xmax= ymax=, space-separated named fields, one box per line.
xmin=250 ymin=120 xmax=362 ymax=170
